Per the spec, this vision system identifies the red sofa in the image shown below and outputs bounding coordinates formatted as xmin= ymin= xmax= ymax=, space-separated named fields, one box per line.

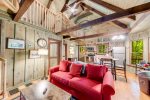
xmin=49 ymin=62 xmax=115 ymax=100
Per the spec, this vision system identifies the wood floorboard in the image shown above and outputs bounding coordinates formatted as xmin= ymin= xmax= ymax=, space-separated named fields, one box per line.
xmin=112 ymin=72 xmax=150 ymax=100
xmin=6 ymin=73 xmax=150 ymax=100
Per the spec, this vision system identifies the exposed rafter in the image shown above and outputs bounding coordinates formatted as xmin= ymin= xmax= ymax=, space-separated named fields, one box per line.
xmin=47 ymin=0 xmax=53 ymax=9
xmin=82 ymin=3 xmax=128 ymax=29
xmin=69 ymin=11 xmax=82 ymax=19
xmin=61 ymin=0 xmax=70 ymax=12
xmin=90 ymin=0 xmax=136 ymax=20
xmin=13 ymin=0 xmax=34 ymax=21
xmin=57 ymin=2 xmax=150 ymax=35
xmin=75 ymin=12 xmax=93 ymax=24
xmin=70 ymin=32 xmax=128 ymax=40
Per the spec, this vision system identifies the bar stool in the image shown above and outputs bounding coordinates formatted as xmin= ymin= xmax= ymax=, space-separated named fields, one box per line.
xmin=115 ymin=59 xmax=127 ymax=82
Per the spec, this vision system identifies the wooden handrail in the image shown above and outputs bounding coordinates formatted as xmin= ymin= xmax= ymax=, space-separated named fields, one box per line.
xmin=20 ymin=0 xmax=72 ymax=33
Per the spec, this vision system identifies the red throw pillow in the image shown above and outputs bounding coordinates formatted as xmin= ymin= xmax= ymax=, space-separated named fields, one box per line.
xmin=144 ymin=64 xmax=149 ymax=67
xmin=59 ymin=60 xmax=69 ymax=72
xmin=86 ymin=64 xmax=108 ymax=82
xmin=69 ymin=63 xmax=83 ymax=77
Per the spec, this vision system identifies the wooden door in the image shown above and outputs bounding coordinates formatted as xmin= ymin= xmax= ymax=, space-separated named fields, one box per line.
xmin=48 ymin=40 xmax=61 ymax=68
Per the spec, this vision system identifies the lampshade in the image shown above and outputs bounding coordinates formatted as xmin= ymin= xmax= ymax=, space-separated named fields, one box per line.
xmin=38 ymin=49 xmax=48 ymax=56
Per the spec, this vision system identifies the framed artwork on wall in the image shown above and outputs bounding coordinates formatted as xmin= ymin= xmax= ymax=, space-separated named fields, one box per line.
xmin=29 ymin=50 xmax=40 ymax=59
xmin=6 ymin=38 xmax=25 ymax=49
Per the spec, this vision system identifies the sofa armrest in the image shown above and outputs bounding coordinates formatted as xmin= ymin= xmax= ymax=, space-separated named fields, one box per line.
xmin=49 ymin=65 xmax=59 ymax=75
xmin=102 ymin=71 xmax=115 ymax=95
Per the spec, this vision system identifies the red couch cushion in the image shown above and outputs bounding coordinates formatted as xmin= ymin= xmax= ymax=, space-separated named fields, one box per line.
xmin=86 ymin=64 xmax=108 ymax=82
xmin=51 ymin=71 xmax=73 ymax=86
xmin=70 ymin=77 xmax=102 ymax=100
xmin=69 ymin=63 xmax=83 ymax=77
xmin=59 ymin=60 xmax=69 ymax=72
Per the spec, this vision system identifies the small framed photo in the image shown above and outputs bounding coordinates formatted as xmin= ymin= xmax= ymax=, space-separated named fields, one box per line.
xmin=29 ymin=50 xmax=40 ymax=59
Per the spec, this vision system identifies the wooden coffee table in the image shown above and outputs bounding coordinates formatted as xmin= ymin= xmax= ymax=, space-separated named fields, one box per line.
xmin=20 ymin=80 xmax=71 ymax=100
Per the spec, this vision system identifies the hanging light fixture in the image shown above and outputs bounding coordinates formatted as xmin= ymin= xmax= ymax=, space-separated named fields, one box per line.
xmin=112 ymin=35 xmax=126 ymax=41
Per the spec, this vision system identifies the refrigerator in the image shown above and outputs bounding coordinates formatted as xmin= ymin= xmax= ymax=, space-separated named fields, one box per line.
xmin=112 ymin=47 xmax=126 ymax=66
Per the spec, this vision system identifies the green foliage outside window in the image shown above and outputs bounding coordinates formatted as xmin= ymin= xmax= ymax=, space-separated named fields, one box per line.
xmin=98 ymin=44 xmax=108 ymax=54
xmin=131 ymin=40 xmax=143 ymax=64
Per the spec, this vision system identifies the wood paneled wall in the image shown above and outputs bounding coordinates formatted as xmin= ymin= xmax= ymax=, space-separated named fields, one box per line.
xmin=0 ymin=19 xmax=62 ymax=89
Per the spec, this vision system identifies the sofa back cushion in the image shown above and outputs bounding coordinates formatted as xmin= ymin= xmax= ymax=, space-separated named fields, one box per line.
xmin=59 ymin=60 xmax=69 ymax=72
xmin=86 ymin=64 xmax=108 ymax=82
xmin=69 ymin=63 xmax=83 ymax=77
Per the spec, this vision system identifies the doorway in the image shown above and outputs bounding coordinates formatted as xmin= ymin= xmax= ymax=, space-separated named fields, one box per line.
xmin=63 ymin=44 xmax=67 ymax=60
xmin=48 ymin=38 xmax=61 ymax=68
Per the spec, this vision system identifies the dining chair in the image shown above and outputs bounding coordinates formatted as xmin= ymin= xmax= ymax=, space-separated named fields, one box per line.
xmin=115 ymin=59 xmax=127 ymax=82
xmin=100 ymin=58 xmax=115 ymax=78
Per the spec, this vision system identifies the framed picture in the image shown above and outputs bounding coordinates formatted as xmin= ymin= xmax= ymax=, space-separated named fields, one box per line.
xmin=6 ymin=38 xmax=25 ymax=49
xmin=86 ymin=47 xmax=94 ymax=52
xmin=29 ymin=50 xmax=40 ymax=59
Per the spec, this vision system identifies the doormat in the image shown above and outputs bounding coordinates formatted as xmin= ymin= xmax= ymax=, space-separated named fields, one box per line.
xmin=25 ymin=83 xmax=32 ymax=87
xmin=9 ymin=88 xmax=19 ymax=95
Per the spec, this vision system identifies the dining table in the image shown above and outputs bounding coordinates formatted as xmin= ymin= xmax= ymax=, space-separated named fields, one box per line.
xmin=99 ymin=56 xmax=119 ymax=80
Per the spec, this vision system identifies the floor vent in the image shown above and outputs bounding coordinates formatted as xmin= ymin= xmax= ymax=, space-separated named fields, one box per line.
xmin=9 ymin=88 xmax=19 ymax=95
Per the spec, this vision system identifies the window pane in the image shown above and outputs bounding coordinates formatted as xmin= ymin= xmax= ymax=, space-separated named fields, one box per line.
xmin=98 ymin=44 xmax=108 ymax=54
xmin=131 ymin=40 xmax=143 ymax=64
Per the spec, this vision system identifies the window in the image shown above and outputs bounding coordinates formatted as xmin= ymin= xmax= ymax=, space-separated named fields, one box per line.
xmin=80 ymin=46 xmax=86 ymax=54
xmin=131 ymin=40 xmax=143 ymax=64
xmin=97 ymin=44 xmax=109 ymax=54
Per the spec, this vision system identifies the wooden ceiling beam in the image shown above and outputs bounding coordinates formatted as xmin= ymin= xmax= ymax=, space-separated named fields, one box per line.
xmin=61 ymin=0 xmax=70 ymax=12
xmin=90 ymin=0 xmax=136 ymax=20
xmin=57 ymin=2 xmax=150 ymax=35
xmin=70 ymin=32 xmax=128 ymax=40
xmin=47 ymin=0 xmax=53 ymax=9
xmin=69 ymin=11 xmax=82 ymax=19
xmin=82 ymin=3 xmax=128 ymax=29
xmin=13 ymin=0 xmax=34 ymax=21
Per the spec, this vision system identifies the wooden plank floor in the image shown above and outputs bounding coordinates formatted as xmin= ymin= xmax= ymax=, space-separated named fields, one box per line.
xmin=112 ymin=72 xmax=150 ymax=100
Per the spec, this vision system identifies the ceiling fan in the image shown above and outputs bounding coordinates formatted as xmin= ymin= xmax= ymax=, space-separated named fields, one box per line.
xmin=66 ymin=0 xmax=83 ymax=14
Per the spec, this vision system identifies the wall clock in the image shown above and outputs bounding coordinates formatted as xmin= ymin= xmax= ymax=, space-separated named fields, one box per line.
xmin=37 ymin=38 xmax=47 ymax=48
